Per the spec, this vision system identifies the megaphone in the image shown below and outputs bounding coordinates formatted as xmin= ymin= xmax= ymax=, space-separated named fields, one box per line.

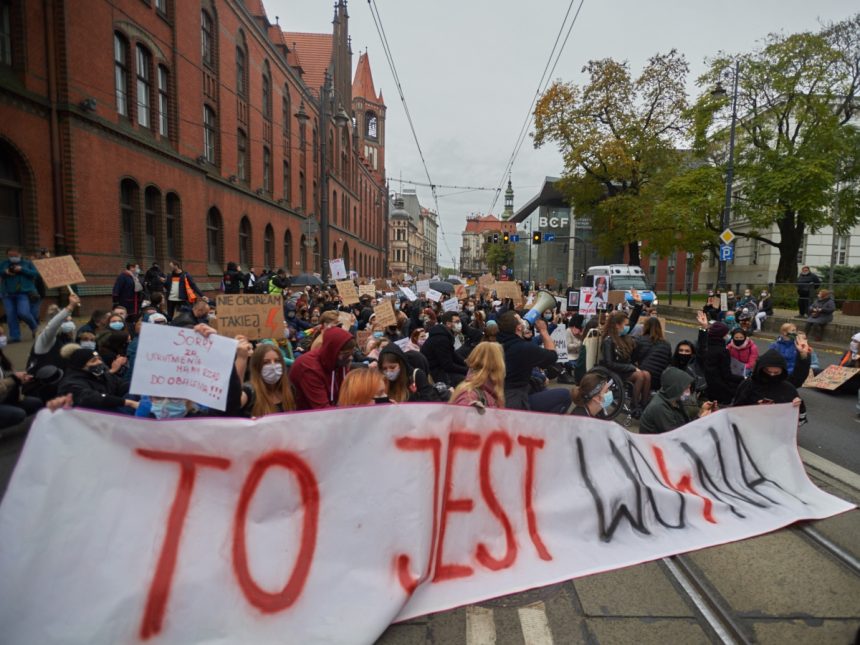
xmin=523 ymin=290 xmax=557 ymax=325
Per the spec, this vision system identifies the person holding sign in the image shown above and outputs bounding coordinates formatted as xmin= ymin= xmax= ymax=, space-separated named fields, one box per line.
xmin=0 ymin=248 xmax=39 ymax=343
xmin=244 ymin=343 xmax=296 ymax=417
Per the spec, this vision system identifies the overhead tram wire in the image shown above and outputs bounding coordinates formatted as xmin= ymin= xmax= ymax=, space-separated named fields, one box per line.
xmin=388 ymin=178 xmax=497 ymax=192
xmin=486 ymin=0 xmax=586 ymax=214
xmin=367 ymin=0 xmax=459 ymax=268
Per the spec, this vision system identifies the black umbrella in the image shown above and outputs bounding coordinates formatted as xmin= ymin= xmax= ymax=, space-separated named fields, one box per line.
xmin=290 ymin=273 xmax=324 ymax=286
xmin=444 ymin=277 xmax=463 ymax=285
xmin=429 ymin=281 xmax=454 ymax=294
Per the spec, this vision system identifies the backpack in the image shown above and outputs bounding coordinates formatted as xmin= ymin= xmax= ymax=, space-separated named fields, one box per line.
xmin=255 ymin=274 xmax=272 ymax=294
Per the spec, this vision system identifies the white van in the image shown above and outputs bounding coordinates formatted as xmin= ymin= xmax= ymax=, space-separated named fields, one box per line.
xmin=585 ymin=264 xmax=656 ymax=304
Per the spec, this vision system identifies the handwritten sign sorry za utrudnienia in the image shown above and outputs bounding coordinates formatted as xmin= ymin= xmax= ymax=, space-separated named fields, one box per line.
xmin=130 ymin=324 xmax=238 ymax=411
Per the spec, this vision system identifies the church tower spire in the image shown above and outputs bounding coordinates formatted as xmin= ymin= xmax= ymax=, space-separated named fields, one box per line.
xmin=502 ymin=176 xmax=514 ymax=220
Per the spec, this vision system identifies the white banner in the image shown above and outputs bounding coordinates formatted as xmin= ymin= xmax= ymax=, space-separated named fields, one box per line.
xmin=129 ymin=324 xmax=238 ymax=411
xmin=0 ymin=406 xmax=851 ymax=644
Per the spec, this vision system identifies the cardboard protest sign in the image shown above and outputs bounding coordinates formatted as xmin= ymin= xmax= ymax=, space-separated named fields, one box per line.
xmin=579 ymin=286 xmax=596 ymax=316
xmin=441 ymin=297 xmax=459 ymax=313
xmin=359 ymin=284 xmax=376 ymax=298
xmin=802 ymin=365 xmax=860 ymax=390
xmin=416 ymin=279 xmax=430 ymax=294
xmin=454 ymin=284 xmax=467 ymax=300
xmin=425 ymin=288 xmax=442 ymax=302
xmin=329 ymin=258 xmax=347 ymax=280
xmin=129 ymin=324 xmax=238 ymax=411
xmin=551 ymin=325 xmax=569 ymax=362
xmin=32 ymin=255 xmax=86 ymax=288
xmin=336 ymin=280 xmax=359 ymax=305
xmin=374 ymin=278 xmax=388 ymax=291
xmin=373 ymin=301 xmax=397 ymax=328
xmin=607 ymin=290 xmax=628 ymax=306
xmin=494 ymin=281 xmax=523 ymax=305
xmin=214 ymin=294 xmax=284 ymax=339
xmin=478 ymin=273 xmax=495 ymax=287
xmin=400 ymin=286 xmax=418 ymax=302
xmin=337 ymin=311 xmax=356 ymax=329
xmin=0 ymin=405 xmax=851 ymax=644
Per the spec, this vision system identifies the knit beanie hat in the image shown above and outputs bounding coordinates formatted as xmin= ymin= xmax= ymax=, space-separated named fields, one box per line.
xmin=707 ymin=322 xmax=729 ymax=340
xmin=69 ymin=348 xmax=98 ymax=370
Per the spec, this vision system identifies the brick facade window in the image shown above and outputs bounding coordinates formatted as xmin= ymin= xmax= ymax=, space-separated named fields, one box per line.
xmin=299 ymin=171 xmax=306 ymax=212
xmin=157 ymin=65 xmax=169 ymax=137
xmin=264 ymin=224 xmax=274 ymax=269
xmin=201 ymin=10 xmax=214 ymax=69
xmin=203 ymin=105 xmax=217 ymax=163
xmin=237 ymin=128 xmax=248 ymax=183
xmin=114 ymin=32 xmax=130 ymax=117
xmin=239 ymin=216 xmax=251 ymax=267
xmin=120 ymin=179 xmax=139 ymax=257
xmin=262 ymin=62 xmax=272 ymax=121
xmin=165 ymin=192 xmax=180 ymax=261
xmin=155 ymin=0 xmax=167 ymax=15
xmin=331 ymin=189 xmax=337 ymax=226
xmin=206 ymin=207 xmax=223 ymax=273
xmin=283 ymin=230 xmax=292 ymax=272
xmin=236 ymin=43 xmax=247 ymax=98
xmin=282 ymin=160 xmax=290 ymax=202
xmin=0 ymin=143 xmax=24 ymax=248
xmin=0 ymin=0 xmax=11 ymax=67
xmin=135 ymin=45 xmax=152 ymax=128
xmin=144 ymin=186 xmax=161 ymax=261
xmin=263 ymin=146 xmax=271 ymax=194
xmin=282 ymin=86 xmax=291 ymax=141
xmin=300 ymin=235 xmax=308 ymax=272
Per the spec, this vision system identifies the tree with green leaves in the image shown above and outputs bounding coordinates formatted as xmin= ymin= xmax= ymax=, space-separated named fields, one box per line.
xmin=484 ymin=242 xmax=514 ymax=275
xmin=685 ymin=14 xmax=860 ymax=282
xmin=533 ymin=50 xmax=691 ymax=265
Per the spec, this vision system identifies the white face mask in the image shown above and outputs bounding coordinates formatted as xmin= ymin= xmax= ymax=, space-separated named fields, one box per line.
xmin=261 ymin=363 xmax=284 ymax=385
xmin=0 ymin=335 xmax=6 ymax=348
xmin=80 ymin=340 xmax=96 ymax=350
xmin=60 ymin=321 xmax=76 ymax=334
xmin=383 ymin=367 xmax=401 ymax=381
xmin=452 ymin=322 xmax=462 ymax=333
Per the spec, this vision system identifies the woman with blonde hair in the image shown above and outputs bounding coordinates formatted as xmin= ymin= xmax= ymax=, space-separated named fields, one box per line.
xmin=450 ymin=342 xmax=506 ymax=409
xmin=337 ymin=367 xmax=388 ymax=406
xmin=310 ymin=310 xmax=342 ymax=351
xmin=246 ymin=342 xmax=296 ymax=417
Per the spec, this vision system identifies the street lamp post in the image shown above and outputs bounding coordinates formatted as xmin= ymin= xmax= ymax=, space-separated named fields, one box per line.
xmin=712 ymin=61 xmax=739 ymax=291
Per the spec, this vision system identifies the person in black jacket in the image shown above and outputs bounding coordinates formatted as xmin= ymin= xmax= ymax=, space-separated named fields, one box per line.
xmin=420 ymin=311 xmax=468 ymax=387
xmin=796 ymin=266 xmax=821 ymax=317
xmin=497 ymin=310 xmax=571 ymax=413
xmin=222 ymin=262 xmax=244 ymax=294
xmin=635 ymin=317 xmax=672 ymax=391
xmin=732 ymin=350 xmax=805 ymax=423
xmin=378 ymin=343 xmax=437 ymax=402
xmin=695 ymin=312 xmax=743 ymax=405
xmin=57 ymin=348 xmax=138 ymax=413
xmin=599 ymin=294 xmax=648 ymax=415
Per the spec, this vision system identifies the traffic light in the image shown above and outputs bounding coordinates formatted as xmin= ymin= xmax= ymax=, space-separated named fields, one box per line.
xmin=503 ymin=232 xmax=510 ymax=244
xmin=493 ymin=233 xmax=499 ymax=244
xmin=532 ymin=231 xmax=542 ymax=245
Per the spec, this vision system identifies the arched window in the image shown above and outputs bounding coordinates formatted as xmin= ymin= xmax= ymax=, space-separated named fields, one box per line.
xmin=299 ymin=234 xmax=308 ymax=272
xmin=263 ymin=146 xmax=271 ymax=194
xmin=341 ymin=242 xmax=350 ymax=271
xmin=135 ymin=44 xmax=152 ymax=128
xmin=283 ymin=230 xmax=293 ymax=273
xmin=120 ymin=178 xmax=139 ymax=257
xmin=365 ymin=111 xmax=378 ymax=139
xmin=262 ymin=60 xmax=272 ymax=121
xmin=206 ymin=207 xmax=223 ymax=273
xmin=235 ymin=32 xmax=247 ymax=98
xmin=237 ymin=128 xmax=248 ymax=183
xmin=114 ymin=32 xmax=130 ymax=117
xmin=282 ymin=85 xmax=291 ymax=140
xmin=165 ymin=192 xmax=180 ymax=262
xmin=282 ymin=160 xmax=290 ymax=203
xmin=144 ymin=186 xmax=160 ymax=262
xmin=299 ymin=171 xmax=306 ymax=212
xmin=238 ymin=216 xmax=251 ymax=267
xmin=0 ymin=141 xmax=25 ymax=249
xmin=200 ymin=10 xmax=214 ymax=69
xmin=264 ymin=224 xmax=274 ymax=269
xmin=157 ymin=65 xmax=170 ymax=137
xmin=203 ymin=105 xmax=217 ymax=163
xmin=332 ymin=241 xmax=338 ymax=261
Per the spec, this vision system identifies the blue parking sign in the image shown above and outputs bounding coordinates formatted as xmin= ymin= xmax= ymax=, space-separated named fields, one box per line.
xmin=719 ymin=244 xmax=734 ymax=261
xmin=510 ymin=234 xmax=520 ymax=243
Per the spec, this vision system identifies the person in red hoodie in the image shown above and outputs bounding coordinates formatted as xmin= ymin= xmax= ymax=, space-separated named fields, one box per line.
xmin=291 ymin=326 xmax=356 ymax=409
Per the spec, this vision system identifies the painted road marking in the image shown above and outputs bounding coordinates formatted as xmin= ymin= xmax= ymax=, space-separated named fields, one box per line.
xmin=518 ymin=601 xmax=554 ymax=645
xmin=466 ymin=605 xmax=496 ymax=645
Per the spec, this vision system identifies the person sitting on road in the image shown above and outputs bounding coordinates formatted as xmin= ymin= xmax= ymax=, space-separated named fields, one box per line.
xmin=695 ymin=312 xmax=743 ymax=405
xmin=670 ymin=340 xmax=707 ymax=398
xmin=768 ymin=323 xmax=812 ymax=388
xmin=291 ymin=327 xmax=355 ymax=409
xmin=569 ymin=371 xmax=612 ymax=418
xmin=599 ymin=291 xmax=647 ymax=416
xmin=731 ymin=350 xmax=805 ymax=424
xmin=727 ymin=328 xmax=759 ymax=378
xmin=635 ymin=317 xmax=672 ymax=391
xmin=639 ymin=366 xmax=716 ymax=435
xmin=337 ymin=367 xmax=388 ymax=407
xmin=379 ymin=342 xmax=436 ymax=403
xmin=57 ymin=348 xmax=138 ymax=414
xmin=243 ymin=343 xmax=296 ymax=417
xmin=450 ymin=342 xmax=506 ymax=410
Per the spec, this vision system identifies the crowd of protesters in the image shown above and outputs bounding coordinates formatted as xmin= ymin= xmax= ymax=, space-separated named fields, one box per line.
xmin=0 ymin=254 xmax=826 ymax=435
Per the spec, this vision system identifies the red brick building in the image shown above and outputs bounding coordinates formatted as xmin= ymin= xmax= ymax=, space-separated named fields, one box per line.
xmin=0 ymin=0 xmax=387 ymax=301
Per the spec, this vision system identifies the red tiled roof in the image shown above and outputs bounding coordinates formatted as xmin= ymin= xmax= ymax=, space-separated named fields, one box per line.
xmin=353 ymin=52 xmax=380 ymax=102
xmin=244 ymin=0 xmax=267 ymax=18
xmin=283 ymin=32 xmax=333 ymax=95
xmin=268 ymin=25 xmax=286 ymax=48
xmin=464 ymin=215 xmax=501 ymax=234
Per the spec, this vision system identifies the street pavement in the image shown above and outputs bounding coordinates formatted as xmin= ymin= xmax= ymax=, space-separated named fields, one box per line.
xmin=0 ymin=326 xmax=858 ymax=644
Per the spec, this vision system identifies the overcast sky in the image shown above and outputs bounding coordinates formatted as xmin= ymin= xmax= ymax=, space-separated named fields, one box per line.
xmin=267 ymin=0 xmax=856 ymax=268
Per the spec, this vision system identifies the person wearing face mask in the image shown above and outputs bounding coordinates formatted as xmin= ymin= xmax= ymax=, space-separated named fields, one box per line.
xmin=291 ymin=326 xmax=356 ymax=409
xmin=244 ymin=343 xmax=296 ymax=417
xmin=0 ymin=247 xmax=39 ymax=343
xmin=732 ymin=351 xmax=805 ymax=422
xmin=639 ymin=367 xmax=716 ymax=434
xmin=57 ymin=348 xmax=138 ymax=413
xmin=112 ymin=262 xmax=144 ymax=317
xmin=0 ymin=325 xmax=45 ymax=428
xmin=735 ymin=289 xmax=756 ymax=312
xmin=420 ymin=311 xmax=469 ymax=387
xmin=25 ymin=292 xmax=81 ymax=379
xmin=337 ymin=368 xmax=389 ymax=407
xmin=768 ymin=323 xmax=811 ymax=387
xmin=670 ymin=340 xmax=707 ymax=397
xmin=569 ymin=372 xmax=613 ymax=418
xmin=727 ymin=329 xmax=758 ymax=378
xmin=755 ymin=290 xmax=773 ymax=332
xmin=599 ymin=293 xmax=647 ymax=416
xmin=378 ymin=342 xmax=436 ymax=402
xmin=695 ymin=312 xmax=743 ymax=405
